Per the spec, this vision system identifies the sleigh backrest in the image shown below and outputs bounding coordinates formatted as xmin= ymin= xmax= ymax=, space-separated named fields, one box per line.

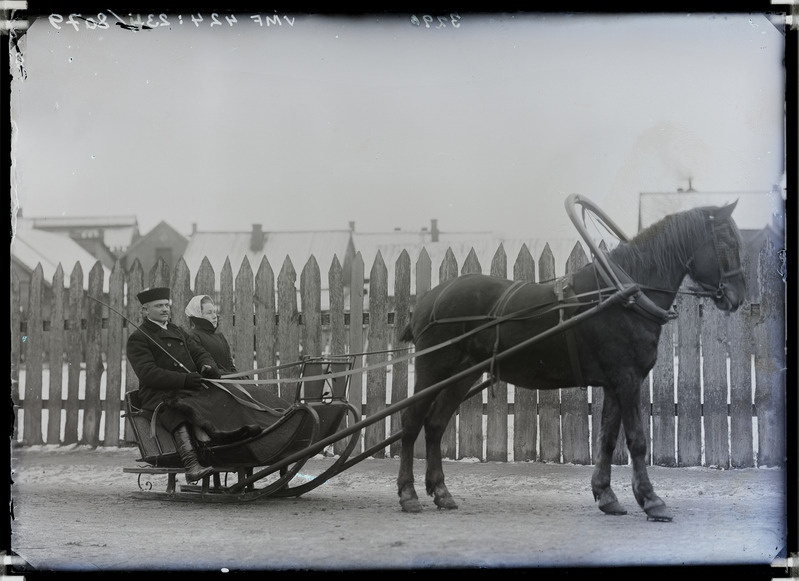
xmin=295 ymin=356 xmax=354 ymax=404
xmin=123 ymin=391 xmax=179 ymax=465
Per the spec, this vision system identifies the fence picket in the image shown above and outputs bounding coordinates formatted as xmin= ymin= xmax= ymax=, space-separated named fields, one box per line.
xmin=195 ymin=257 xmax=216 ymax=299
xmin=391 ymin=251 xmax=411 ymax=458
xmin=235 ymin=258 xmax=256 ymax=372
xmin=124 ymin=262 xmax=144 ymax=443
xmin=754 ymin=235 xmax=786 ymax=467
xmin=82 ymin=262 xmax=105 ymax=446
xmin=348 ymin=253 xmax=365 ymax=450
xmin=536 ymin=244 xmax=560 ymax=462
xmin=23 ymin=265 xmax=44 ymax=445
xmin=512 ymin=245 xmax=537 ymax=462
xmin=172 ymin=258 xmax=192 ymax=330
xmin=219 ymin=259 xmax=235 ymax=352
xmin=458 ymin=248 xmax=483 ymax=460
xmin=11 ymin=269 xmax=22 ymax=441
xmin=365 ymin=253 xmax=388 ymax=457
xmin=486 ymin=245 xmax=508 ymax=462
xmin=561 ymin=242 xmax=590 ymax=465
xmin=64 ymin=263 xmax=84 ymax=445
xmin=277 ymin=257 xmax=300 ymax=400
xmin=652 ymin=318 xmax=676 ymax=466
xmin=300 ymin=257 xmax=322 ymax=358
xmin=729 ymin=306 xmax=754 ymax=468
xmin=47 ymin=266 xmax=66 ymax=445
xmin=439 ymin=249 xmax=459 ymax=459
xmin=105 ymin=262 xmax=124 ymax=446
xmin=413 ymin=249 xmax=432 ymax=460
xmin=677 ymin=294 xmax=702 ymax=466
xmin=254 ymin=258 xmax=277 ymax=380
xmin=702 ymin=301 xmax=730 ymax=468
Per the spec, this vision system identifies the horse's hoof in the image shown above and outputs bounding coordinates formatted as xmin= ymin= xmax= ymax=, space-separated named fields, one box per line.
xmin=598 ymin=500 xmax=627 ymax=516
xmin=400 ymin=499 xmax=423 ymax=513
xmin=434 ymin=496 xmax=458 ymax=510
xmin=644 ymin=500 xmax=673 ymax=522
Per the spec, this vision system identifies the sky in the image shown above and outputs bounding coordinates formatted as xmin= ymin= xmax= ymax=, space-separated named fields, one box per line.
xmin=9 ymin=11 xmax=787 ymax=240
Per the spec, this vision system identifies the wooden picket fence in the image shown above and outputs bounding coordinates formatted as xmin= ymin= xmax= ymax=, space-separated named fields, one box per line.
xmin=10 ymin=237 xmax=786 ymax=468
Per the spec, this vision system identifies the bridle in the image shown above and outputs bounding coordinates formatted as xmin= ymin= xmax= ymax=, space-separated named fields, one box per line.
xmin=685 ymin=212 xmax=744 ymax=301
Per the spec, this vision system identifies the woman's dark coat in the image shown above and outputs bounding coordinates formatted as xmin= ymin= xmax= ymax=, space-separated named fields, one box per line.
xmin=186 ymin=317 xmax=237 ymax=373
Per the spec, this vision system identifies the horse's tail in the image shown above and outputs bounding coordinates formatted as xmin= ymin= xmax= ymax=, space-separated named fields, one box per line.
xmin=398 ymin=323 xmax=415 ymax=344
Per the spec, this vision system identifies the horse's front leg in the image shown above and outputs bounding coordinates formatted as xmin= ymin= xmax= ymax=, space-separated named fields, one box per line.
xmin=620 ymin=382 xmax=673 ymax=522
xmin=592 ymin=388 xmax=627 ymax=515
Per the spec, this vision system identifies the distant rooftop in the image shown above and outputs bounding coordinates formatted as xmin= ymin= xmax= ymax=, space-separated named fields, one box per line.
xmin=30 ymin=215 xmax=139 ymax=228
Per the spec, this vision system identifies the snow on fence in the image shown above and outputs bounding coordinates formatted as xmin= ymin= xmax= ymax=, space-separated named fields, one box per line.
xmin=10 ymin=237 xmax=786 ymax=468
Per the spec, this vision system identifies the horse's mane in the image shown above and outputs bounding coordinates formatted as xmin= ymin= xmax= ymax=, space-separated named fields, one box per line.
xmin=608 ymin=207 xmax=711 ymax=276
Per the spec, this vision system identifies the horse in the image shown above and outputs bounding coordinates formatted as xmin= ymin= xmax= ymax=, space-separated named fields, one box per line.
xmin=396 ymin=200 xmax=745 ymax=521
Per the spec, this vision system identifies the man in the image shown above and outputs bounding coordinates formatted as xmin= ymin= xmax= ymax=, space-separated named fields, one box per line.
xmin=126 ymin=287 xmax=223 ymax=482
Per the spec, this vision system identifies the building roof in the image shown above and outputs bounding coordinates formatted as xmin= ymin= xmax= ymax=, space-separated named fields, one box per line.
xmin=12 ymin=219 xmax=112 ymax=291
xmin=123 ymin=220 xmax=186 ymax=256
xmin=28 ymin=214 xmax=140 ymax=253
xmin=182 ymin=229 xmax=354 ymax=288
xmin=638 ymin=190 xmax=784 ymax=232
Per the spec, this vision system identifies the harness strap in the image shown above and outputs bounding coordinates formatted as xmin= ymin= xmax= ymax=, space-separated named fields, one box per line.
xmin=486 ymin=281 xmax=528 ymax=392
xmin=209 ymin=381 xmax=285 ymax=416
xmin=554 ymin=274 xmax=585 ymax=388
xmin=594 ymin=258 xmax=677 ymax=324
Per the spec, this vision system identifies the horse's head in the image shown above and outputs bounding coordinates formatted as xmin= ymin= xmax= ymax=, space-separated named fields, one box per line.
xmin=686 ymin=201 xmax=746 ymax=312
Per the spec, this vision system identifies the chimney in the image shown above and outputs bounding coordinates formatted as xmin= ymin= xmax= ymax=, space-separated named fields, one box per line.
xmin=349 ymin=221 xmax=355 ymax=232
xmin=191 ymin=223 xmax=197 ymax=235
xmin=431 ymin=219 xmax=439 ymax=242
xmin=250 ymin=224 xmax=265 ymax=251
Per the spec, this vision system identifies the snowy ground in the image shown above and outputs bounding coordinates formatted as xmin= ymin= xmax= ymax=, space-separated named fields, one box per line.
xmin=8 ymin=445 xmax=788 ymax=573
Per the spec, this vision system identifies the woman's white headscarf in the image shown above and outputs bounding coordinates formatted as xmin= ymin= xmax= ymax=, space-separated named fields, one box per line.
xmin=185 ymin=295 xmax=212 ymax=318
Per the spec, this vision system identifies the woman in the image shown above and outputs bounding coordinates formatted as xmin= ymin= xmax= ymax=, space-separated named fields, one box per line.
xmin=184 ymin=295 xmax=238 ymax=374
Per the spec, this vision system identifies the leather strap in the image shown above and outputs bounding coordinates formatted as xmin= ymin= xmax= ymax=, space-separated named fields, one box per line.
xmin=553 ymin=274 xmax=585 ymax=387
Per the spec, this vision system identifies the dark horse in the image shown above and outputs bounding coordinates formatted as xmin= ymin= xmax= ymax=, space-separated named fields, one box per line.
xmin=397 ymin=200 xmax=745 ymax=521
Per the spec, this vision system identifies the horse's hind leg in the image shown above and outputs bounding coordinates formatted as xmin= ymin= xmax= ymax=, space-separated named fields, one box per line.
xmin=397 ymin=394 xmax=434 ymax=513
xmin=424 ymin=373 xmax=481 ymax=510
xmin=620 ymin=382 xmax=673 ymax=522
xmin=591 ymin=388 xmax=627 ymax=515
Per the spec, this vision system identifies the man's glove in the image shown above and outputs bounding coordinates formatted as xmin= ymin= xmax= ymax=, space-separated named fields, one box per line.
xmin=184 ymin=372 xmax=206 ymax=390
xmin=201 ymin=365 xmax=222 ymax=379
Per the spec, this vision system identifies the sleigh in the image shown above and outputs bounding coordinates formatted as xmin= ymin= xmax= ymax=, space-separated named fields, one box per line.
xmin=123 ymin=355 xmax=363 ymax=502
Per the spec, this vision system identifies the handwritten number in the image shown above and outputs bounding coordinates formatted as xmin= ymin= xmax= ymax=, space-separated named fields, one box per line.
xmin=210 ymin=13 xmax=222 ymax=27
xmin=411 ymin=14 xmax=460 ymax=28
xmin=159 ymin=14 xmax=170 ymax=27
xmin=225 ymin=14 xmax=238 ymax=26
xmin=191 ymin=13 xmax=203 ymax=27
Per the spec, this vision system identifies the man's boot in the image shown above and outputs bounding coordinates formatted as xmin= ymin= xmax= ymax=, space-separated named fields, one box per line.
xmin=173 ymin=424 xmax=215 ymax=482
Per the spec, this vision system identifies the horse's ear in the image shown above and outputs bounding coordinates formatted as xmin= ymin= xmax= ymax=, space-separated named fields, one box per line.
xmin=715 ymin=199 xmax=738 ymax=220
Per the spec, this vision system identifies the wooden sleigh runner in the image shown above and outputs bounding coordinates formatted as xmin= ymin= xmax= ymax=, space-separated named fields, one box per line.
xmin=122 ymin=356 xmax=362 ymax=502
